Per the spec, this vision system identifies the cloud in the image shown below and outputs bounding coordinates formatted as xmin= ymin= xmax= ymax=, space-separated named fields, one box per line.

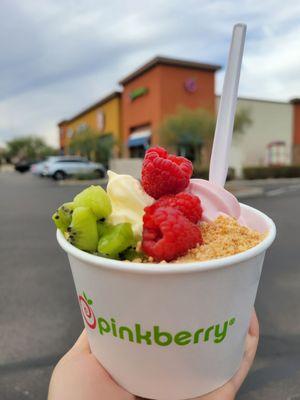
xmin=0 ymin=0 xmax=300 ymax=147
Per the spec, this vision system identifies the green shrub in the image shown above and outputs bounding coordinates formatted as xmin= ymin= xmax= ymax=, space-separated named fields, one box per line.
xmin=243 ymin=166 xmax=300 ymax=180
xmin=73 ymin=172 xmax=104 ymax=181
xmin=192 ymin=167 xmax=209 ymax=179
xmin=192 ymin=167 xmax=235 ymax=181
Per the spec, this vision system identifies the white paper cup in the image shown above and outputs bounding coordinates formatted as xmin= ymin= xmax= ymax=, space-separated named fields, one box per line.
xmin=57 ymin=203 xmax=276 ymax=400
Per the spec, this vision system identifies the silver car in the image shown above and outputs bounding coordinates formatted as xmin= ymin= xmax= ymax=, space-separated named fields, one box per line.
xmin=42 ymin=156 xmax=106 ymax=180
xmin=30 ymin=161 xmax=46 ymax=176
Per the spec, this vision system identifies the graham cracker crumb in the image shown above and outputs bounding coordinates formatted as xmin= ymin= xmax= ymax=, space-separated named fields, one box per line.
xmin=129 ymin=216 xmax=265 ymax=264
xmin=174 ymin=216 xmax=265 ymax=263
xmin=136 ymin=241 xmax=142 ymax=252
xmin=131 ymin=258 xmax=142 ymax=263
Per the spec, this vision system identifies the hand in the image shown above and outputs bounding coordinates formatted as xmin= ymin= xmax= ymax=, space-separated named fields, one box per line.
xmin=48 ymin=330 xmax=134 ymax=400
xmin=195 ymin=311 xmax=259 ymax=400
xmin=48 ymin=311 xmax=259 ymax=400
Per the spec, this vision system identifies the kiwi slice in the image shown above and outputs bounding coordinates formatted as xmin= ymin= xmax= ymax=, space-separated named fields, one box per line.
xmin=73 ymin=185 xmax=112 ymax=219
xmin=97 ymin=223 xmax=135 ymax=259
xmin=52 ymin=202 xmax=75 ymax=232
xmin=97 ymin=220 xmax=112 ymax=237
xmin=68 ymin=207 xmax=98 ymax=252
xmin=120 ymin=247 xmax=144 ymax=261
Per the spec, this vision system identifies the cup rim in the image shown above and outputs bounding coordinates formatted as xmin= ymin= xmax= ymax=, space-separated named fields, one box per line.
xmin=56 ymin=203 xmax=276 ymax=275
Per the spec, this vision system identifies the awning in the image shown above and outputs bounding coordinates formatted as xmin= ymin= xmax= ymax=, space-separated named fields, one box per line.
xmin=127 ymin=130 xmax=151 ymax=148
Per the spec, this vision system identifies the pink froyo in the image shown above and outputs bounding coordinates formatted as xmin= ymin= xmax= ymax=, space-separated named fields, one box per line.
xmin=187 ymin=179 xmax=241 ymax=222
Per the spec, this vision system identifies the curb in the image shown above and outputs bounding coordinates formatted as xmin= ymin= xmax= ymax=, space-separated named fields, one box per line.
xmin=0 ymin=165 xmax=15 ymax=172
xmin=231 ymin=187 xmax=264 ymax=199
xmin=58 ymin=178 xmax=108 ymax=186
xmin=228 ymin=177 xmax=300 ymax=186
xmin=57 ymin=178 xmax=264 ymax=199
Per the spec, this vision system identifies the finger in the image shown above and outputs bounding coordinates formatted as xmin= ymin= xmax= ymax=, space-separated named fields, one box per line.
xmin=231 ymin=310 xmax=259 ymax=393
xmin=248 ymin=310 xmax=259 ymax=338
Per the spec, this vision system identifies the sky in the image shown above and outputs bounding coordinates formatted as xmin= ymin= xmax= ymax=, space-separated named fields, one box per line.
xmin=1 ymin=0 xmax=300 ymax=148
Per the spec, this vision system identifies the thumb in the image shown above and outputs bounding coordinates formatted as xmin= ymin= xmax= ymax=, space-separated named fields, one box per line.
xmin=71 ymin=330 xmax=91 ymax=355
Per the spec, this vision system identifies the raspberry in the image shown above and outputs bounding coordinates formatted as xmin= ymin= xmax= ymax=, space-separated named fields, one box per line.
xmin=145 ymin=192 xmax=202 ymax=223
xmin=141 ymin=147 xmax=193 ymax=199
xmin=142 ymin=206 xmax=202 ymax=262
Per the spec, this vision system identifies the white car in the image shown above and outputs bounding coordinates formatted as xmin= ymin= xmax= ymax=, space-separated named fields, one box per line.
xmin=42 ymin=156 xmax=106 ymax=180
xmin=30 ymin=161 xmax=46 ymax=176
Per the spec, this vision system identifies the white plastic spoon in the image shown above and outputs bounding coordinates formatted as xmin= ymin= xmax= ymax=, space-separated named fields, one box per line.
xmin=209 ymin=23 xmax=247 ymax=187
xmin=188 ymin=24 xmax=247 ymax=221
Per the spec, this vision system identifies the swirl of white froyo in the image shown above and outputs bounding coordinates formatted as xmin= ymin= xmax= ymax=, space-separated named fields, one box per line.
xmin=106 ymin=170 xmax=154 ymax=237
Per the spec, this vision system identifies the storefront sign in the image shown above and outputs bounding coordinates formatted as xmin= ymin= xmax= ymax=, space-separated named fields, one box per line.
xmin=129 ymin=87 xmax=148 ymax=101
xmin=184 ymin=78 xmax=197 ymax=93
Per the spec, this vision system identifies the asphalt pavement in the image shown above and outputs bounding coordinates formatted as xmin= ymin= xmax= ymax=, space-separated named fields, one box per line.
xmin=0 ymin=171 xmax=300 ymax=400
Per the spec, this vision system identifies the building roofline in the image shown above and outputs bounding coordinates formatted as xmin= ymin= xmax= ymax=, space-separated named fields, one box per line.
xmin=57 ymin=91 xmax=121 ymax=126
xmin=290 ymin=98 xmax=300 ymax=104
xmin=215 ymin=94 xmax=290 ymax=105
xmin=58 ymin=119 xmax=69 ymax=126
xmin=119 ymin=56 xmax=222 ymax=85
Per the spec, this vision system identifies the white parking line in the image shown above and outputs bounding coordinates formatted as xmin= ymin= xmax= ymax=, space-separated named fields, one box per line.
xmin=266 ymin=188 xmax=287 ymax=196
xmin=266 ymin=184 xmax=300 ymax=197
xmin=287 ymin=184 xmax=300 ymax=190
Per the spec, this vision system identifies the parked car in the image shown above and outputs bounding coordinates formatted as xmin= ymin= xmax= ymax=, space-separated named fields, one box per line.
xmin=30 ymin=161 xmax=46 ymax=176
xmin=42 ymin=156 xmax=106 ymax=180
xmin=14 ymin=160 xmax=34 ymax=173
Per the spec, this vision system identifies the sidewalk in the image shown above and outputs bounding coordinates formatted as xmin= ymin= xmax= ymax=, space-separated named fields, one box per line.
xmin=58 ymin=177 xmax=266 ymax=198
xmin=0 ymin=164 xmax=14 ymax=172
xmin=58 ymin=177 xmax=107 ymax=186
xmin=58 ymin=176 xmax=300 ymax=199
xmin=225 ymin=180 xmax=264 ymax=199
xmin=227 ymin=177 xmax=300 ymax=186
xmin=226 ymin=177 xmax=300 ymax=198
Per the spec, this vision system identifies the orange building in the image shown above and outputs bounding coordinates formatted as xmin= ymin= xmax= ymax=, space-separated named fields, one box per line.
xmin=291 ymin=98 xmax=300 ymax=163
xmin=119 ymin=56 xmax=221 ymax=157
xmin=57 ymin=55 xmax=300 ymax=167
xmin=58 ymin=120 xmax=69 ymax=152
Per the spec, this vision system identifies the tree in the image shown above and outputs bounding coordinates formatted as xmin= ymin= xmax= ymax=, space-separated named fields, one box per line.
xmin=69 ymin=129 xmax=95 ymax=159
xmin=159 ymin=108 xmax=215 ymax=144
xmin=158 ymin=106 xmax=252 ymax=165
xmin=6 ymin=136 xmax=58 ymax=162
xmin=94 ymin=134 xmax=115 ymax=168
xmin=69 ymin=128 xmax=114 ymax=167
xmin=233 ymin=107 xmax=252 ymax=134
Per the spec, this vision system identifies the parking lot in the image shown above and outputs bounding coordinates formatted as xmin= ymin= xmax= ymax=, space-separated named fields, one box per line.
xmin=1 ymin=171 xmax=300 ymax=399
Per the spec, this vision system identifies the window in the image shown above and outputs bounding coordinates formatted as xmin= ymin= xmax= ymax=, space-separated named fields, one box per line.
xmin=56 ymin=158 xmax=86 ymax=163
xmin=67 ymin=128 xmax=73 ymax=138
xmin=77 ymin=123 xmax=88 ymax=133
xmin=128 ymin=128 xmax=151 ymax=158
xmin=177 ymin=144 xmax=202 ymax=164
xmin=97 ymin=111 xmax=105 ymax=130
xmin=130 ymin=145 xmax=147 ymax=158
xmin=266 ymin=141 xmax=288 ymax=165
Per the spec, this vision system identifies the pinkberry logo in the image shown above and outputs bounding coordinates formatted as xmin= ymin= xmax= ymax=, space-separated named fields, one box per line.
xmin=78 ymin=292 xmax=96 ymax=329
xmin=79 ymin=292 xmax=236 ymax=346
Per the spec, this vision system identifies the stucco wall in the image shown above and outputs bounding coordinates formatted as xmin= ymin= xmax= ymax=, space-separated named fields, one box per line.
xmin=121 ymin=64 xmax=217 ymax=150
xmin=60 ymin=96 xmax=121 ymax=153
xmin=215 ymin=97 xmax=293 ymax=176
xmin=109 ymin=158 xmax=143 ymax=179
